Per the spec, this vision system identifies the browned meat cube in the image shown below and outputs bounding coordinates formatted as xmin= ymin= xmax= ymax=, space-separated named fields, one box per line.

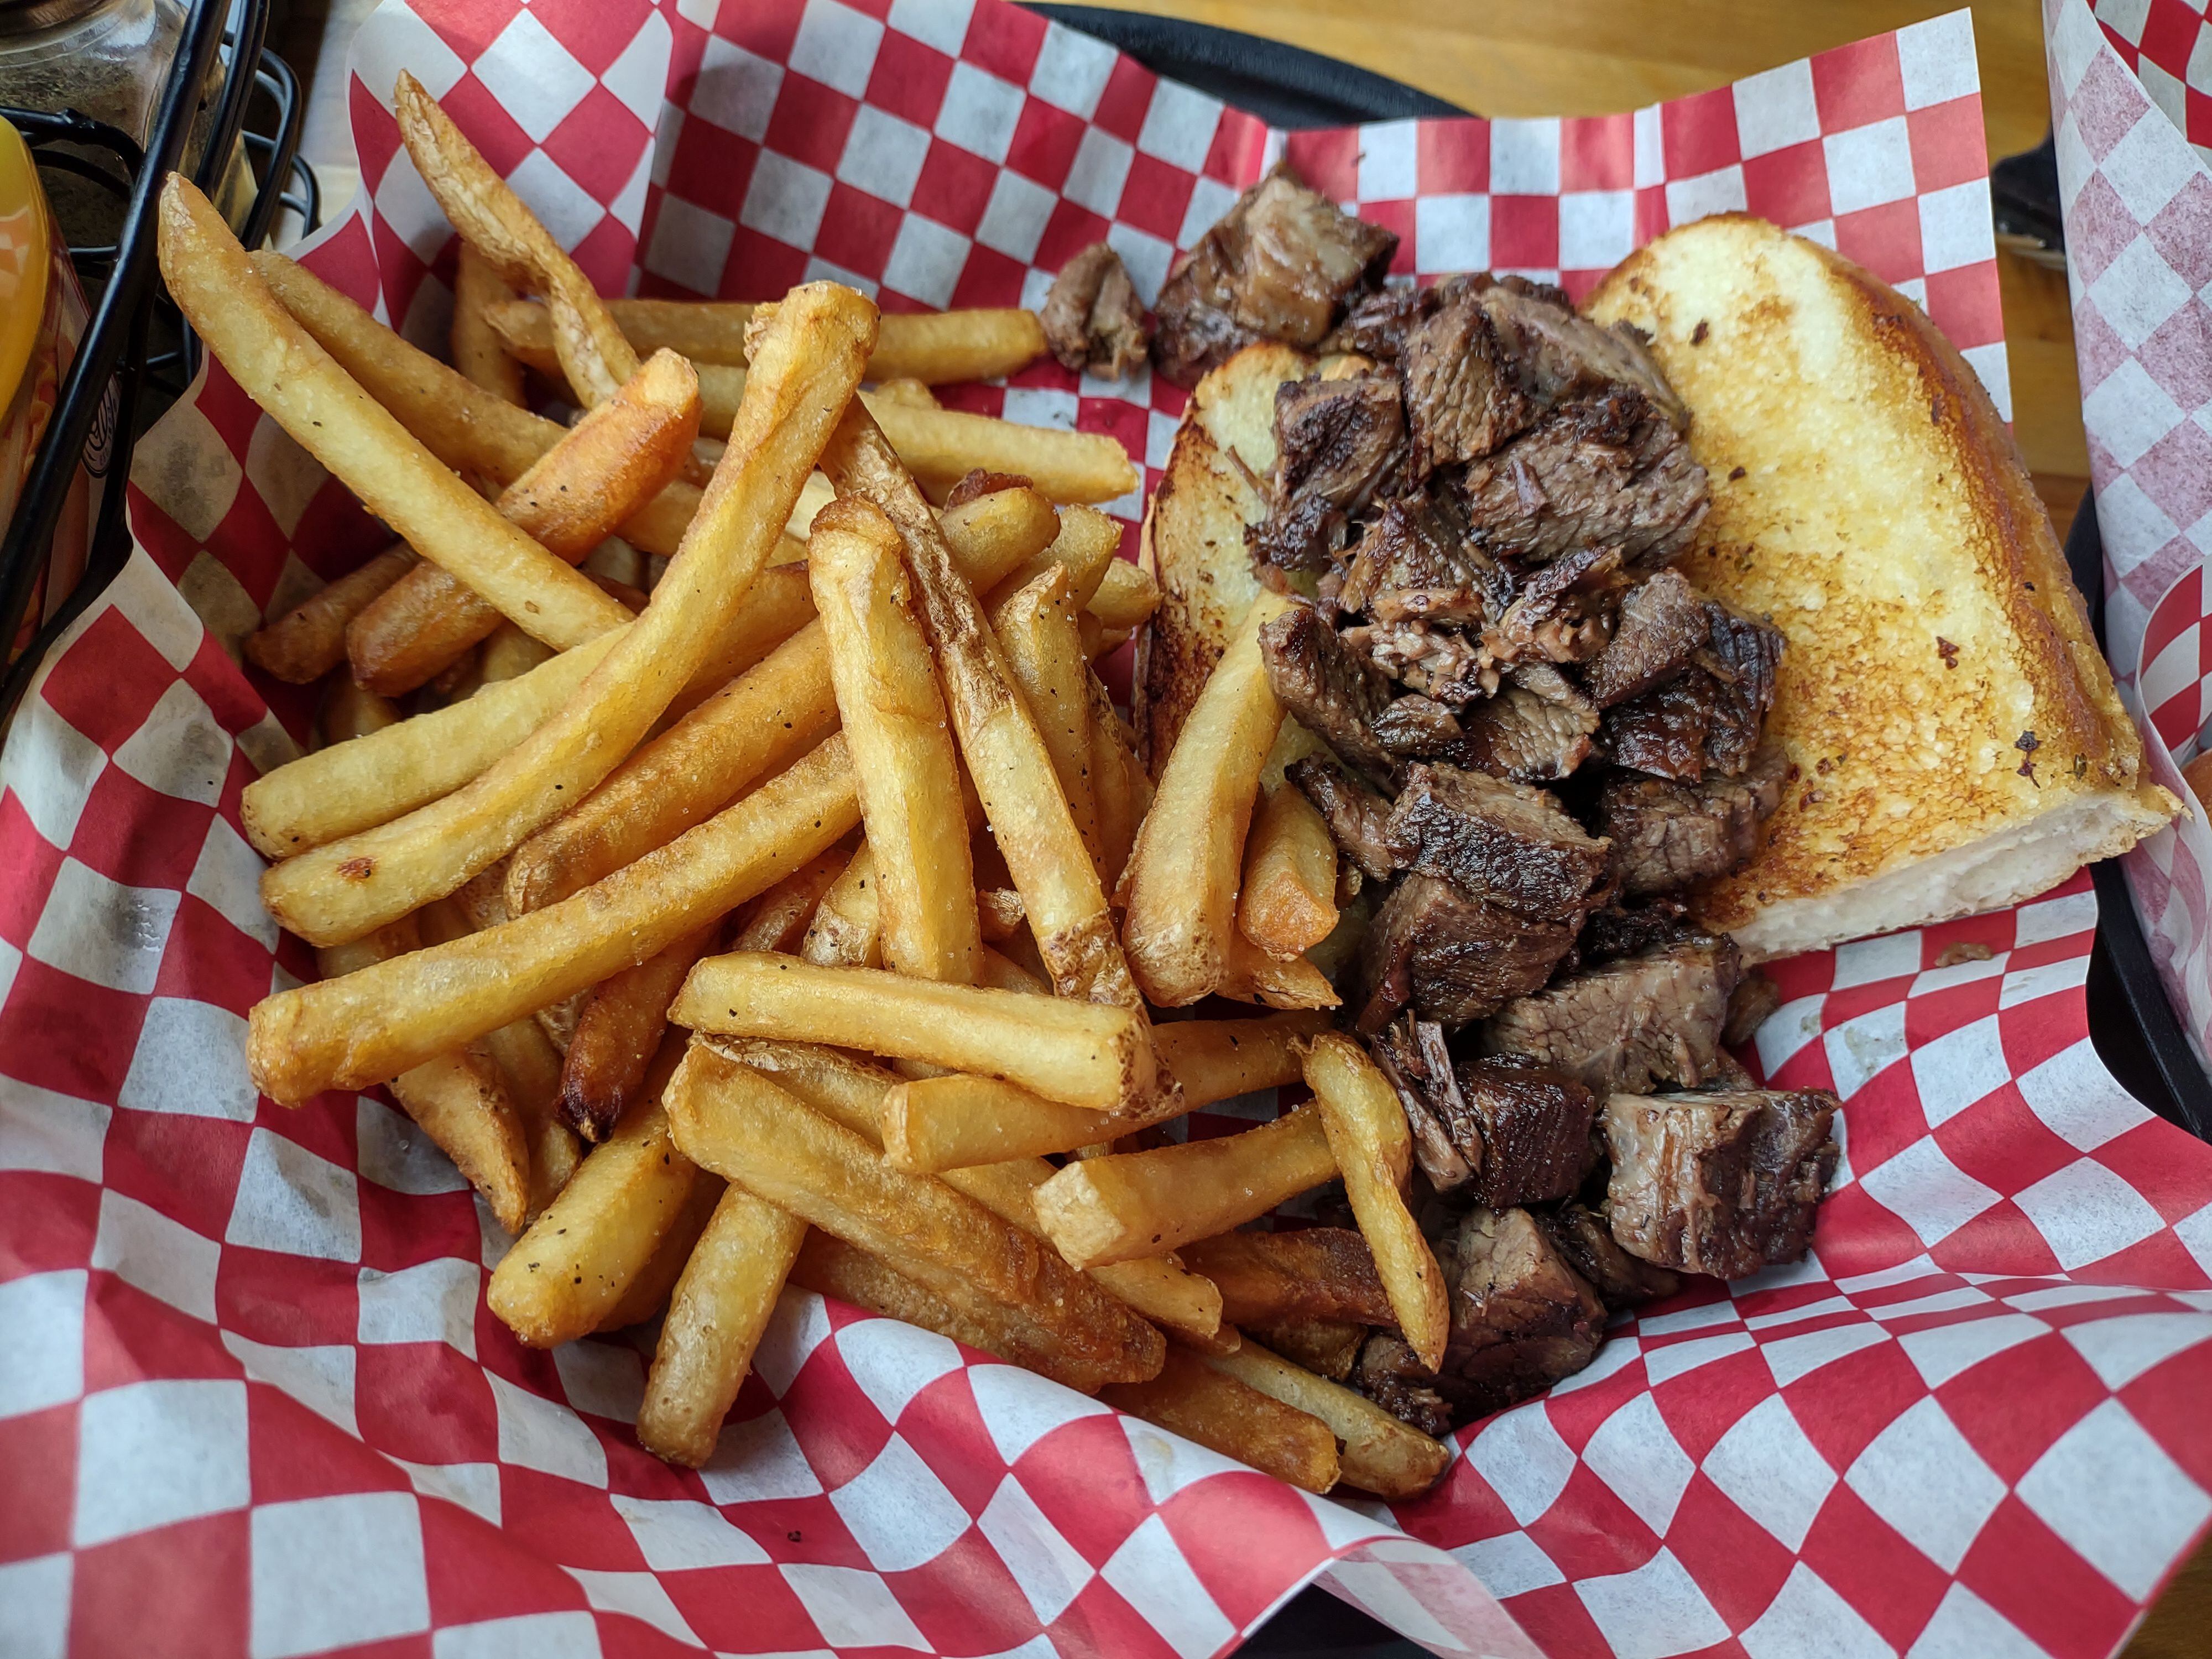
xmin=1434 ymin=1206 xmax=1606 ymax=1419
xmin=1369 ymin=1015 xmax=1479 ymax=1192
xmin=1456 ymin=390 xmax=1708 ymax=567
xmin=1481 ymin=936 xmax=1740 ymax=1093
xmin=1251 ymin=373 xmax=1406 ymax=572
xmin=1598 ymin=746 xmax=1787 ymax=896
xmin=1584 ymin=568 xmax=1709 ymax=707
xmin=1402 ymin=281 xmax=1533 ymax=471
xmin=1445 ymin=664 xmax=1599 ymax=781
xmin=1457 ymin=1061 xmax=1599 ymax=1208
xmin=1353 ymin=1332 xmax=1454 ymax=1438
xmin=1355 ymin=873 xmax=1575 ymax=1033
xmin=1535 ymin=1203 xmax=1681 ymax=1311
xmin=1482 ymin=544 xmax=1630 ymax=668
xmin=1339 ymin=490 xmax=1513 ymax=628
xmin=1260 ymin=604 xmax=1402 ymax=789
xmin=1040 ymin=242 xmax=1150 ymax=379
xmin=1287 ymin=753 xmax=1406 ymax=881
xmin=1385 ymin=763 xmax=1609 ymax=920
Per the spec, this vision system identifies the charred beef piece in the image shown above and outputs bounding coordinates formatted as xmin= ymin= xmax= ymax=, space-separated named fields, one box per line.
xmin=1343 ymin=617 xmax=1492 ymax=705
xmin=1600 ymin=600 xmax=1783 ymax=781
xmin=1152 ymin=164 xmax=1399 ymax=385
xmin=1484 ymin=544 xmax=1630 ymax=667
xmin=1603 ymin=1088 xmax=1840 ymax=1279
xmin=1601 ymin=671 xmax=1718 ymax=781
xmin=1402 ymin=280 xmax=1534 ymax=471
xmin=1371 ymin=694 xmax=1467 ymax=758
xmin=1323 ymin=283 xmax=1429 ymax=360
xmin=1599 ymin=745 xmax=1787 ymax=895
xmin=1446 ymin=664 xmax=1599 ymax=782
xmin=1040 ymin=243 xmax=1150 ymax=379
xmin=1355 ymin=874 xmax=1575 ymax=1032
xmin=1702 ymin=601 xmax=1785 ymax=776
xmin=1576 ymin=895 xmax=1695 ymax=966
xmin=1433 ymin=1206 xmax=1605 ymax=1418
xmin=1253 ymin=374 xmax=1406 ymax=572
xmin=1385 ymin=763 xmax=1609 ymax=919
xmin=1456 ymin=1060 xmax=1599 ymax=1208
xmin=1481 ymin=936 xmax=1740 ymax=1094
xmin=1260 ymin=605 xmax=1401 ymax=787
xmin=1536 ymin=1203 xmax=1681 ymax=1311
xmin=1371 ymin=1015 xmax=1479 ymax=1191
xmin=1457 ymin=390 xmax=1708 ymax=566
xmin=1724 ymin=968 xmax=1783 ymax=1048
xmin=1288 ymin=754 xmax=1406 ymax=880
xmin=1354 ymin=1332 xmax=1454 ymax=1437
xmin=1477 ymin=282 xmax=1691 ymax=431
xmin=1339 ymin=491 xmax=1513 ymax=628
xmin=1584 ymin=568 xmax=1709 ymax=707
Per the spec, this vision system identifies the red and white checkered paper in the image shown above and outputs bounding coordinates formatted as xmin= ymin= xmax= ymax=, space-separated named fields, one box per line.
xmin=4 ymin=2 xmax=2211 ymax=1655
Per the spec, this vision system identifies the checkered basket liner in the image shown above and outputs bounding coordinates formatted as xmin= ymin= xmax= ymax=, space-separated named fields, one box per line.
xmin=2 ymin=2 xmax=2210 ymax=1655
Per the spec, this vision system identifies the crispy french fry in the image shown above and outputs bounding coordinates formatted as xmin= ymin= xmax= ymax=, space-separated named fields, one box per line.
xmin=810 ymin=499 xmax=979 ymax=982
xmin=730 ymin=848 xmax=849 ymax=953
xmin=979 ymin=941 xmax=1051 ymax=995
xmin=561 ymin=922 xmax=718 ymax=1142
xmin=258 ymin=287 xmax=875 ymax=947
xmin=1203 ymin=1340 xmax=1452 ymax=1499
xmin=879 ymin=1012 xmax=1329 ymax=1172
xmin=487 ymin=1050 xmax=699 ymax=1346
xmin=319 ymin=676 xmax=400 ymax=747
xmin=984 ymin=505 xmax=1114 ymax=616
xmin=499 ymin=485 xmax=1054 ymax=912
xmin=453 ymin=242 xmax=527 ymax=404
xmin=479 ymin=622 xmax=555 ymax=686
xmin=1251 ymin=1319 xmax=1365 ymax=1383
xmin=869 ymin=377 xmax=938 ymax=409
xmin=346 ymin=349 xmax=701 ymax=695
xmin=1237 ymin=784 xmax=1339 ymax=959
xmin=800 ymin=841 xmax=881 ymax=968
xmin=1124 ymin=589 xmax=1292 ymax=1005
xmin=1032 ymin=1103 xmax=1336 ymax=1269
xmin=1183 ymin=1227 xmax=1395 ymax=1327
xmin=673 ymin=953 xmax=1146 ymax=1111
xmin=992 ymin=566 xmax=1101 ymax=870
xmin=1304 ymin=1034 xmax=1448 ymax=1373
xmin=1087 ymin=559 xmax=1159 ymax=631
xmin=1100 ymin=1346 xmax=1338 ymax=1494
xmin=598 ymin=1170 xmax=725 ymax=1331
xmin=976 ymin=888 xmax=1024 ymax=942
xmin=664 ymin=1044 xmax=1163 ymax=1384
xmin=822 ymin=408 xmax=1140 ymax=1014
xmin=1087 ymin=671 xmax=1138 ymax=891
xmin=1217 ymin=931 xmax=1341 ymax=1010
xmin=247 ymin=734 xmax=859 ymax=1102
xmin=869 ymin=398 xmax=1135 ymax=504
xmin=246 ymin=546 xmax=415 ymax=684
xmin=638 ymin=1187 xmax=809 ymax=1466
xmin=157 ymin=177 xmax=630 ymax=653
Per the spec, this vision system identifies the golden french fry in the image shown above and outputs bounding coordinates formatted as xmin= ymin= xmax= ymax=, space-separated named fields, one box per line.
xmin=729 ymin=847 xmax=850 ymax=954
xmin=479 ymin=622 xmax=555 ymax=686
xmin=664 ymin=1044 xmax=1164 ymax=1384
xmin=1183 ymin=1227 xmax=1395 ymax=1327
xmin=1032 ymin=1103 xmax=1336 ymax=1269
xmin=318 ymin=676 xmax=400 ymax=747
xmin=561 ymin=922 xmax=718 ymax=1142
xmin=1100 ymin=1346 xmax=1338 ymax=1494
xmin=1217 ymin=931 xmax=1341 ymax=1010
xmin=156 ymin=177 xmax=629 ymax=653
xmin=869 ymin=398 xmax=1135 ymax=504
xmin=247 ymin=734 xmax=859 ymax=1103
xmin=673 ymin=953 xmax=1146 ymax=1111
xmin=979 ymin=942 xmax=1051 ymax=995
xmin=992 ymin=566 xmax=1101 ymax=870
xmin=810 ymin=498 xmax=979 ymax=982
xmin=822 ymin=408 xmax=1139 ymax=1014
xmin=246 ymin=546 xmax=415 ymax=684
xmin=598 ymin=1170 xmax=725 ymax=1331
xmin=1203 ymin=1340 xmax=1452 ymax=1499
xmin=1237 ymin=784 xmax=1339 ymax=959
xmin=1251 ymin=1319 xmax=1365 ymax=1382
xmin=1304 ymin=1033 xmax=1448 ymax=1373
xmin=987 ymin=503 xmax=1121 ymax=613
xmin=453 ymin=242 xmax=527 ymax=404
xmin=800 ymin=841 xmax=882 ymax=968
xmin=258 ymin=287 xmax=875 ymax=947
xmin=638 ymin=1187 xmax=808 ymax=1467
xmin=976 ymin=888 xmax=1025 ymax=942
xmin=1087 ymin=671 xmax=1138 ymax=891
xmin=347 ymin=349 xmax=701 ymax=695
xmin=869 ymin=377 xmax=938 ymax=409
xmin=1124 ymin=591 xmax=1293 ymax=1005
xmin=1087 ymin=559 xmax=1159 ymax=631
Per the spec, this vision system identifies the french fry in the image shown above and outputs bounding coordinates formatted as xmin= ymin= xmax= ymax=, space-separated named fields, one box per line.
xmin=257 ymin=284 xmax=876 ymax=947
xmin=1217 ymin=931 xmax=1341 ymax=1010
xmin=729 ymin=847 xmax=849 ymax=953
xmin=479 ymin=622 xmax=555 ymax=686
xmin=1303 ymin=1034 xmax=1449 ymax=1373
xmin=672 ymin=953 xmax=1147 ymax=1112
xmin=561 ymin=922 xmax=718 ymax=1142
xmin=800 ymin=842 xmax=881 ymax=968
xmin=664 ymin=1044 xmax=1164 ymax=1384
xmin=346 ymin=349 xmax=701 ymax=695
xmin=980 ymin=941 xmax=1051 ymax=995
xmin=992 ymin=566 xmax=1100 ymax=870
xmin=637 ymin=1186 xmax=809 ymax=1466
xmin=1203 ymin=1340 xmax=1452 ymax=1499
xmin=453 ymin=242 xmax=527 ymax=404
xmin=879 ymin=1012 xmax=1329 ymax=1172
xmin=156 ymin=177 xmax=632 ymax=653
xmin=1031 ymin=1103 xmax=1337 ymax=1269
xmin=1237 ymin=784 xmax=1340 ymax=959
xmin=487 ymin=1048 xmax=700 ymax=1347
xmin=1123 ymin=590 xmax=1293 ymax=1005
xmin=989 ymin=504 xmax=1121 ymax=614
xmin=598 ymin=1171 xmax=726 ymax=1330
xmin=869 ymin=398 xmax=1135 ymax=505
xmin=245 ymin=546 xmax=415 ymax=684
xmin=500 ymin=485 xmax=1055 ymax=912
xmin=319 ymin=676 xmax=400 ymax=747
xmin=810 ymin=498 xmax=980 ymax=982
xmin=247 ymin=733 xmax=860 ymax=1103
xmin=869 ymin=377 xmax=938 ymax=409
xmin=1087 ymin=671 xmax=1138 ymax=890
xmin=1087 ymin=559 xmax=1159 ymax=631
xmin=821 ymin=407 xmax=1140 ymax=1014
xmin=1099 ymin=1347 xmax=1338 ymax=1495
xmin=1182 ymin=1227 xmax=1395 ymax=1327
xmin=976 ymin=888 xmax=1024 ymax=942
xmin=1250 ymin=1319 xmax=1366 ymax=1383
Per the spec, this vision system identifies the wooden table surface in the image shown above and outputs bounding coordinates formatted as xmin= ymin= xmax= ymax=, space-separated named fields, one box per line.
xmin=1083 ymin=0 xmax=2205 ymax=1648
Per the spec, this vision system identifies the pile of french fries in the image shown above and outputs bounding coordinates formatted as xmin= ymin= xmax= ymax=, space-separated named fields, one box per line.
xmin=167 ymin=71 xmax=1453 ymax=1501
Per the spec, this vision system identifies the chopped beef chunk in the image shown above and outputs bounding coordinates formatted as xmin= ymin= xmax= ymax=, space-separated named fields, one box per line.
xmin=1576 ymin=896 xmax=1695 ymax=966
xmin=1152 ymin=164 xmax=1398 ymax=385
xmin=1343 ymin=616 xmax=1493 ymax=705
xmin=1597 ymin=596 xmax=1783 ymax=780
xmin=1477 ymin=281 xmax=1691 ymax=431
xmin=1354 ymin=1332 xmax=1454 ymax=1437
xmin=1484 ymin=544 xmax=1629 ymax=667
xmin=1433 ymin=1206 xmax=1605 ymax=1418
xmin=1371 ymin=693 xmax=1466 ymax=758
xmin=1447 ymin=664 xmax=1599 ymax=782
xmin=1261 ymin=606 xmax=1402 ymax=787
xmin=1700 ymin=602 xmax=1785 ymax=776
xmin=1339 ymin=491 xmax=1512 ymax=628
xmin=1252 ymin=374 xmax=1406 ymax=572
xmin=1457 ymin=390 xmax=1708 ymax=567
xmin=1584 ymin=568 xmax=1709 ymax=707
xmin=1323 ymin=283 xmax=1428 ymax=360
xmin=1601 ymin=671 xmax=1719 ymax=781
xmin=1288 ymin=754 xmax=1406 ymax=881
xmin=1598 ymin=745 xmax=1787 ymax=895
xmin=1371 ymin=1015 xmax=1479 ymax=1192
xmin=1535 ymin=1203 xmax=1681 ymax=1311
xmin=1603 ymin=1088 xmax=1840 ymax=1279
xmin=1723 ymin=968 xmax=1783 ymax=1048
xmin=1481 ymin=936 xmax=1740 ymax=1094
xmin=1039 ymin=243 xmax=1150 ymax=379
xmin=1355 ymin=874 xmax=1575 ymax=1032
xmin=1455 ymin=1060 xmax=1599 ymax=1208
xmin=1385 ymin=763 xmax=1609 ymax=919
xmin=1255 ymin=1319 xmax=1367 ymax=1382
xmin=1401 ymin=280 xmax=1533 ymax=472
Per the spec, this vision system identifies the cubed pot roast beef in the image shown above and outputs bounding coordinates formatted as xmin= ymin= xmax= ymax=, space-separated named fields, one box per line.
xmin=1134 ymin=171 xmax=1840 ymax=1436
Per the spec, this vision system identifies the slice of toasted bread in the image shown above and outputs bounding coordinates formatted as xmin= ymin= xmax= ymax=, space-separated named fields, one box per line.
xmin=1588 ymin=215 xmax=2174 ymax=959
